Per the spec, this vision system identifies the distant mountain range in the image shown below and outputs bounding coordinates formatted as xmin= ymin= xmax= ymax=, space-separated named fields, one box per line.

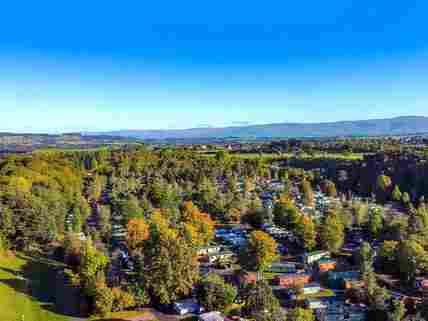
xmin=94 ymin=116 xmax=428 ymax=140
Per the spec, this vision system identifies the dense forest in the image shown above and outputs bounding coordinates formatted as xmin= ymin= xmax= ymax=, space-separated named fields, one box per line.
xmin=3 ymin=146 xmax=428 ymax=321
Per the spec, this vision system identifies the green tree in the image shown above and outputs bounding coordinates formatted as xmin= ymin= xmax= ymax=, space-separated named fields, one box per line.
xmin=273 ymin=198 xmax=300 ymax=230
xmin=197 ymin=273 xmax=238 ymax=312
xmin=287 ymin=308 xmax=315 ymax=321
xmin=0 ymin=205 xmax=15 ymax=239
xmin=90 ymin=157 xmax=99 ymax=171
xmin=72 ymin=207 xmax=83 ymax=233
xmin=359 ymin=242 xmax=376 ymax=297
xmin=369 ymin=208 xmax=384 ymax=239
xmin=242 ymin=280 xmax=284 ymax=321
xmin=322 ymin=180 xmax=337 ymax=198
xmin=94 ymin=282 xmax=114 ymax=317
xmin=301 ymin=180 xmax=314 ymax=207
xmin=215 ymin=150 xmax=229 ymax=162
xmin=402 ymin=192 xmax=411 ymax=206
xmin=79 ymin=239 xmax=109 ymax=296
xmin=368 ymin=286 xmax=391 ymax=320
xmin=98 ymin=205 xmax=112 ymax=240
xmin=391 ymin=185 xmax=402 ymax=202
xmin=144 ymin=214 xmax=199 ymax=304
xmin=196 ymin=177 xmax=218 ymax=213
xmin=0 ymin=232 xmax=8 ymax=254
xmin=295 ymin=215 xmax=317 ymax=251
xmin=376 ymin=175 xmax=392 ymax=203
xmin=398 ymin=239 xmax=428 ymax=284
xmin=388 ymin=300 xmax=406 ymax=321
xmin=353 ymin=201 xmax=369 ymax=227
xmin=120 ymin=196 xmax=143 ymax=223
xmin=320 ymin=211 xmax=344 ymax=253
xmin=378 ymin=240 xmax=398 ymax=273
xmin=128 ymin=284 xmax=150 ymax=308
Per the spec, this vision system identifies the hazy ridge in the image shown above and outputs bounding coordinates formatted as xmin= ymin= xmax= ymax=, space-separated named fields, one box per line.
xmin=94 ymin=116 xmax=428 ymax=139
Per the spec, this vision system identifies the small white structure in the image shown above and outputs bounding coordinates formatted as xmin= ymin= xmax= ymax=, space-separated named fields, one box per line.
xmin=302 ymin=251 xmax=330 ymax=265
xmin=197 ymin=245 xmax=222 ymax=257
xmin=302 ymin=283 xmax=322 ymax=295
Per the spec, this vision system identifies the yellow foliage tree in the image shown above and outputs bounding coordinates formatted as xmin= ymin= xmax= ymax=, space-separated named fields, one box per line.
xmin=241 ymin=230 xmax=279 ymax=272
xmin=181 ymin=201 xmax=214 ymax=247
xmin=126 ymin=218 xmax=149 ymax=253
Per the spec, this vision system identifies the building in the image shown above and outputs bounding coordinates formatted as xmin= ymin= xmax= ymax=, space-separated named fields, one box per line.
xmin=327 ymin=271 xmax=360 ymax=290
xmin=273 ymin=273 xmax=311 ymax=288
xmin=306 ymin=299 xmax=327 ymax=310
xmin=302 ymin=283 xmax=322 ymax=295
xmin=318 ymin=259 xmax=337 ymax=273
xmin=207 ymin=250 xmax=235 ymax=263
xmin=267 ymin=262 xmax=298 ymax=274
xmin=302 ymin=251 xmax=330 ymax=265
xmin=317 ymin=301 xmax=367 ymax=321
xmin=197 ymin=245 xmax=222 ymax=257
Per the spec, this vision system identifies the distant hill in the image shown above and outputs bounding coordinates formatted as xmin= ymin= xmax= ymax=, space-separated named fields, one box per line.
xmin=0 ymin=133 xmax=140 ymax=153
xmin=96 ymin=116 xmax=428 ymax=140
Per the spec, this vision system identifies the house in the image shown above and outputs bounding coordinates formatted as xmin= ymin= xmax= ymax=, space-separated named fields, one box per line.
xmin=302 ymin=283 xmax=322 ymax=295
xmin=341 ymin=243 xmax=361 ymax=255
xmin=305 ymin=299 xmax=327 ymax=310
xmin=417 ymin=279 xmax=428 ymax=293
xmin=345 ymin=307 xmax=367 ymax=321
xmin=319 ymin=302 xmax=367 ymax=321
xmin=173 ymin=299 xmax=204 ymax=315
xmin=318 ymin=259 xmax=337 ymax=273
xmin=267 ymin=262 xmax=297 ymax=274
xmin=302 ymin=251 xmax=330 ymax=265
xmin=199 ymin=312 xmax=225 ymax=321
xmin=327 ymin=271 xmax=360 ymax=290
xmin=197 ymin=245 xmax=222 ymax=257
xmin=273 ymin=273 xmax=311 ymax=288
xmin=207 ymin=250 xmax=235 ymax=264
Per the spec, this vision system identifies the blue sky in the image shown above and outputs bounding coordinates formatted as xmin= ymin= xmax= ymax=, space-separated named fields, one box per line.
xmin=1 ymin=0 xmax=428 ymax=133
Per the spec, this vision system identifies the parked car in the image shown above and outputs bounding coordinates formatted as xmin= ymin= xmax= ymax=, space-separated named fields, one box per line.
xmin=173 ymin=299 xmax=205 ymax=315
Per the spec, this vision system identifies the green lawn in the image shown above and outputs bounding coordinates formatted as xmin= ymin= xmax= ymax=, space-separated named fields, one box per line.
xmin=89 ymin=310 xmax=158 ymax=321
xmin=0 ymin=253 xmax=76 ymax=321
xmin=201 ymin=152 xmax=363 ymax=161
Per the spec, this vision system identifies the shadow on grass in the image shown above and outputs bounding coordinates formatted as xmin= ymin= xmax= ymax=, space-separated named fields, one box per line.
xmin=0 ymin=254 xmax=83 ymax=318
xmin=0 ymin=265 xmax=21 ymax=276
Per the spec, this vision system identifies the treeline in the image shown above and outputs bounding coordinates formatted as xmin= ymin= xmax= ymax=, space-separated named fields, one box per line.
xmin=282 ymin=151 xmax=428 ymax=203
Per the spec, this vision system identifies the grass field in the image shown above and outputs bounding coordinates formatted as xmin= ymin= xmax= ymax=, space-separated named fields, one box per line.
xmin=0 ymin=253 xmax=77 ymax=321
xmin=89 ymin=311 xmax=154 ymax=321
xmin=201 ymin=152 xmax=363 ymax=161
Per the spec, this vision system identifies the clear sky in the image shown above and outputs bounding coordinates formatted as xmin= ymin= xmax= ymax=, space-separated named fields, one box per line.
xmin=1 ymin=0 xmax=428 ymax=133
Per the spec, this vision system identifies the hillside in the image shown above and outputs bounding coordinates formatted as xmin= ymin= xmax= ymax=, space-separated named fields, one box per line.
xmin=98 ymin=116 xmax=428 ymax=140
xmin=0 ymin=254 xmax=78 ymax=321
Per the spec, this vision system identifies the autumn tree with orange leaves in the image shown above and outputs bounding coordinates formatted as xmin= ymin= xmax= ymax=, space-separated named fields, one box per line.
xmin=240 ymin=230 xmax=278 ymax=272
xmin=295 ymin=214 xmax=317 ymax=251
xmin=126 ymin=218 xmax=149 ymax=253
xmin=181 ymin=201 xmax=215 ymax=247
